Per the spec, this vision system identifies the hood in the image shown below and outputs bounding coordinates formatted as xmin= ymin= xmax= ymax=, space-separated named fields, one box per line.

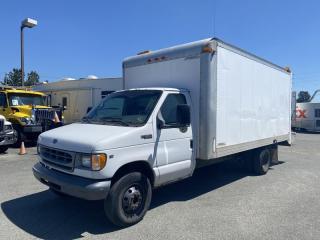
xmin=38 ymin=122 xmax=154 ymax=153
xmin=11 ymin=105 xmax=50 ymax=118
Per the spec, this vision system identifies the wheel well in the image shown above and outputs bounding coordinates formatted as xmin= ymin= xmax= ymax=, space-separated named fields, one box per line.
xmin=111 ymin=161 xmax=155 ymax=187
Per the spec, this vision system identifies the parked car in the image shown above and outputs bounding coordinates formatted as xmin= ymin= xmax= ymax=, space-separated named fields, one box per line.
xmin=0 ymin=115 xmax=17 ymax=153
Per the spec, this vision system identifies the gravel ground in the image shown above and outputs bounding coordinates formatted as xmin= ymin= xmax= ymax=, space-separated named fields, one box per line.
xmin=0 ymin=132 xmax=319 ymax=240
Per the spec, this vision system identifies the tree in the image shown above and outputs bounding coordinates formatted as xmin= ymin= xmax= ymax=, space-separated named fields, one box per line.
xmin=297 ymin=91 xmax=311 ymax=103
xmin=1 ymin=68 xmax=40 ymax=86
xmin=2 ymin=68 xmax=22 ymax=86
xmin=25 ymin=71 xmax=40 ymax=86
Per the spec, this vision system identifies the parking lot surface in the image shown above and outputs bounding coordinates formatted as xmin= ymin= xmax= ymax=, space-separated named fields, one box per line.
xmin=0 ymin=133 xmax=320 ymax=240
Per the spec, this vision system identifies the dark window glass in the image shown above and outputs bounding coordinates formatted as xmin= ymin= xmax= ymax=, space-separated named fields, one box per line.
xmin=62 ymin=97 xmax=67 ymax=107
xmin=315 ymin=109 xmax=320 ymax=118
xmin=85 ymin=90 xmax=162 ymax=126
xmin=159 ymin=94 xmax=187 ymax=125
xmin=8 ymin=93 xmax=45 ymax=106
xmin=0 ymin=93 xmax=6 ymax=107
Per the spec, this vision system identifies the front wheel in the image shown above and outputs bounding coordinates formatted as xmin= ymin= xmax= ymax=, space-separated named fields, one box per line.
xmin=104 ymin=172 xmax=152 ymax=227
xmin=0 ymin=146 xmax=9 ymax=153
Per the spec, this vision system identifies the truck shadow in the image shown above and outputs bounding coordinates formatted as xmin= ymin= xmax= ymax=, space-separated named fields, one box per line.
xmin=1 ymin=160 xmax=281 ymax=239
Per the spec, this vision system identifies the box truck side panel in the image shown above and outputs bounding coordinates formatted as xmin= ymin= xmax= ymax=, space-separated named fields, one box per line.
xmin=215 ymin=45 xmax=291 ymax=156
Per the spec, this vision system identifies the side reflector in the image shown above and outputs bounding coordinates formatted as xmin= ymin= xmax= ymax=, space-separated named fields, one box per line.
xmin=202 ymin=46 xmax=214 ymax=53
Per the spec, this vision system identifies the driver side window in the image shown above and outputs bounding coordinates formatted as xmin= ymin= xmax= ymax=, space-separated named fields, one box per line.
xmin=0 ymin=93 xmax=7 ymax=108
xmin=159 ymin=94 xmax=187 ymax=125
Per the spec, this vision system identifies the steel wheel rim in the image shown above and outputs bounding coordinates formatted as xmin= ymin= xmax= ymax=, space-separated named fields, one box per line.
xmin=122 ymin=185 xmax=144 ymax=215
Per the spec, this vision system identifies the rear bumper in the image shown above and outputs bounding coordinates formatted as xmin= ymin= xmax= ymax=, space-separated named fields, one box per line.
xmin=0 ymin=131 xmax=17 ymax=146
xmin=32 ymin=162 xmax=111 ymax=200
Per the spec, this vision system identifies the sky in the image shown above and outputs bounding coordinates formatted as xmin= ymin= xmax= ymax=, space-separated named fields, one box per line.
xmin=0 ymin=0 xmax=319 ymax=93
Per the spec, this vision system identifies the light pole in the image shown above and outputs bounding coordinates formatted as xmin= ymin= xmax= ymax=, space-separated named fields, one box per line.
xmin=21 ymin=18 xmax=37 ymax=86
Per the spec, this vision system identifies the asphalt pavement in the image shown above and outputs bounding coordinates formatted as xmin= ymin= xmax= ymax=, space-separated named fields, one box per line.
xmin=0 ymin=133 xmax=319 ymax=240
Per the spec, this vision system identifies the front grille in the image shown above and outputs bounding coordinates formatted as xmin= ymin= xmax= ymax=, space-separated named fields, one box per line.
xmin=35 ymin=109 xmax=56 ymax=122
xmin=39 ymin=145 xmax=75 ymax=171
xmin=0 ymin=119 xmax=4 ymax=132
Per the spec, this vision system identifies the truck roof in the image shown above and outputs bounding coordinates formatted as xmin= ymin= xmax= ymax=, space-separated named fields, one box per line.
xmin=123 ymin=38 xmax=291 ymax=74
xmin=122 ymin=87 xmax=188 ymax=92
xmin=0 ymin=88 xmax=46 ymax=96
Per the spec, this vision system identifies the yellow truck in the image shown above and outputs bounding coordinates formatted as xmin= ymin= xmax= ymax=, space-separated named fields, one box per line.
xmin=0 ymin=86 xmax=63 ymax=144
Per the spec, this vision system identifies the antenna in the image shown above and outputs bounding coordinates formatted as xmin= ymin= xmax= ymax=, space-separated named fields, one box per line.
xmin=213 ymin=0 xmax=217 ymax=37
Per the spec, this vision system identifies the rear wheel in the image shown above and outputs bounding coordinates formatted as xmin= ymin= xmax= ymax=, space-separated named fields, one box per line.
xmin=104 ymin=172 xmax=152 ymax=227
xmin=253 ymin=147 xmax=271 ymax=175
xmin=0 ymin=146 xmax=9 ymax=153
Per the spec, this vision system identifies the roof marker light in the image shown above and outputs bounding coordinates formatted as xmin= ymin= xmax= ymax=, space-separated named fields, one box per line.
xmin=202 ymin=46 xmax=214 ymax=53
xmin=137 ymin=50 xmax=151 ymax=55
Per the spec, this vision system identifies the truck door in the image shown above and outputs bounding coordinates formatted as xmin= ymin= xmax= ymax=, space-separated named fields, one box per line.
xmin=0 ymin=93 xmax=8 ymax=118
xmin=60 ymin=93 xmax=71 ymax=123
xmin=155 ymin=92 xmax=194 ymax=185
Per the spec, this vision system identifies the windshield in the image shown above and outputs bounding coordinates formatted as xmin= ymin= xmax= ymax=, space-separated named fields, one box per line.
xmin=84 ymin=90 xmax=162 ymax=126
xmin=8 ymin=93 xmax=45 ymax=106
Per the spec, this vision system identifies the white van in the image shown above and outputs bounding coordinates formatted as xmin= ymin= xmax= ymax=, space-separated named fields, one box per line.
xmin=33 ymin=38 xmax=292 ymax=227
xmin=292 ymin=89 xmax=320 ymax=131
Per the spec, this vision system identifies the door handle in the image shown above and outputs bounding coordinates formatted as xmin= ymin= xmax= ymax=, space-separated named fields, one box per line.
xmin=141 ymin=134 xmax=152 ymax=139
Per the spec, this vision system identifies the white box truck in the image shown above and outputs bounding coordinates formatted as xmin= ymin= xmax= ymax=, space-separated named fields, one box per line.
xmin=33 ymin=38 xmax=292 ymax=227
xmin=292 ymin=89 xmax=320 ymax=131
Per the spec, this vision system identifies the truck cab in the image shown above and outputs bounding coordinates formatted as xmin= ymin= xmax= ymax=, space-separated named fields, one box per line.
xmin=0 ymin=86 xmax=63 ymax=144
xmin=33 ymin=87 xmax=194 ymax=225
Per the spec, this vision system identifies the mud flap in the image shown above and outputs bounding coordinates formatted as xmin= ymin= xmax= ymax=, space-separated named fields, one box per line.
xmin=270 ymin=144 xmax=278 ymax=165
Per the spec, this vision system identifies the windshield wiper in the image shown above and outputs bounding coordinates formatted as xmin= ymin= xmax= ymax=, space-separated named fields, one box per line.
xmin=100 ymin=117 xmax=130 ymax=126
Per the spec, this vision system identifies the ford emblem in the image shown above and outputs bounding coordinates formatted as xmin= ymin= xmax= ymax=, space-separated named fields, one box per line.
xmin=53 ymin=139 xmax=58 ymax=144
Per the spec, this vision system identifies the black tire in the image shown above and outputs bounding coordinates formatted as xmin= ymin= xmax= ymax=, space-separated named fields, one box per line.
xmin=12 ymin=128 xmax=23 ymax=147
xmin=104 ymin=172 xmax=152 ymax=227
xmin=0 ymin=146 xmax=9 ymax=153
xmin=253 ymin=147 xmax=271 ymax=175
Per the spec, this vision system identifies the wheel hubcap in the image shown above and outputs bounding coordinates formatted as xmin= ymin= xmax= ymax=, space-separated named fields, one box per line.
xmin=122 ymin=185 xmax=143 ymax=214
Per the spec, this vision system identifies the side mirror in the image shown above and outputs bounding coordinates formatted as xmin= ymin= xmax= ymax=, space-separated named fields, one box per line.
xmin=157 ymin=117 xmax=165 ymax=129
xmin=177 ymin=104 xmax=190 ymax=126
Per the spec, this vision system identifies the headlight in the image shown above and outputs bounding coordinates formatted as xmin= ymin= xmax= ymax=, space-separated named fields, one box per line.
xmin=80 ymin=153 xmax=107 ymax=171
xmin=20 ymin=117 xmax=32 ymax=125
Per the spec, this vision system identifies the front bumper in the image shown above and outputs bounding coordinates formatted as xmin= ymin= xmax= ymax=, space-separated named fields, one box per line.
xmin=23 ymin=125 xmax=43 ymax=133
xmin=32 ymin=162 xmax=111 ymax=200
xmin=0 ymin=131 xmax=17 ymax=146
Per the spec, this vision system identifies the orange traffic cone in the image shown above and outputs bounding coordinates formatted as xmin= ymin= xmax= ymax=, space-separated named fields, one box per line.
xmin=53 ymin=112 xmax=60 ymax=124
xmin=19 ymin=141 xmax=27 ymax=155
